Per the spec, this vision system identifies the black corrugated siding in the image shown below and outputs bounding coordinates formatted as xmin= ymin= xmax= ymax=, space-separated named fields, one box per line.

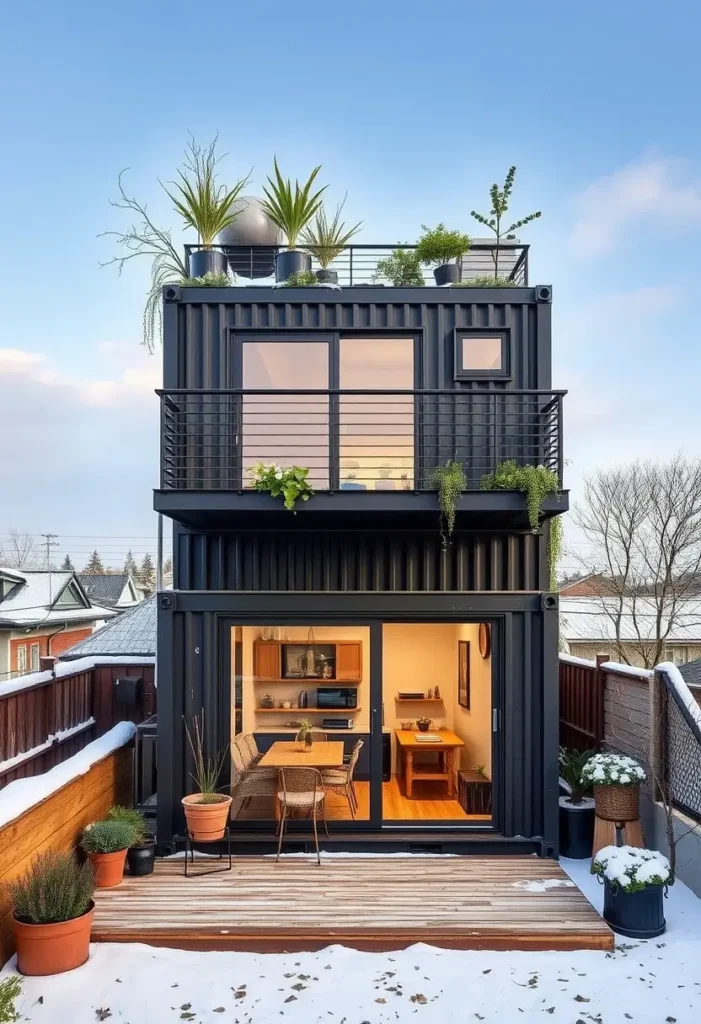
xmin=175 ymin=529 xmax=545 ymax=592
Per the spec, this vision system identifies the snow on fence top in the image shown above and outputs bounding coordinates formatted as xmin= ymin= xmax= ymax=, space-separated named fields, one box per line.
xmin=0 ymin=721 xmax=137 ymax=829
xmin=559 ymin=653 xmax=596 ymax=668
xmin=0 ymin=655 xmax=155 ymax=700
xmin=601 ymin=661 xmax=654 ymax=680
xmin=657 ymin=661 xmax=701 ymax=735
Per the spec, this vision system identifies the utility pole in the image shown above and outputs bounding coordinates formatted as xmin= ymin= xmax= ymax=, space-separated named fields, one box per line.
xmin=41 ymin=533 xmax=59 ymax=605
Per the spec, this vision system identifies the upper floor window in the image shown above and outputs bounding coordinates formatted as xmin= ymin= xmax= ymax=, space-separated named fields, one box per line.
xmin=454 ymin=330 xmax=510 ymax=379
xmin=16 ymin=645 xmax=27 ymax=673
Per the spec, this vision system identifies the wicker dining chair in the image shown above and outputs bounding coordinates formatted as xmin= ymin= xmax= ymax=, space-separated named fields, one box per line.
xmin=276 ymin=767 xmax=329 ymax=865
xmin=310 ymin=729 xmax=328 ymax=742
xmin=242 ymin=733 xmax=262 ymax=765
xmin=231 ymin=735 xmax=277 ymax=814
xmin=320 ymin=739 xmax=363 ymax=819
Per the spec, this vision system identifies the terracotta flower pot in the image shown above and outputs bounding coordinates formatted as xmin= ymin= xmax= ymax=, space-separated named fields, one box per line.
xmin=14 ymin=903 xmax=94 ymax=976
xmin=182 ymin=794 xmax=232 ymax=840
xmin=88 ymin=849 xmax=128 ymax=888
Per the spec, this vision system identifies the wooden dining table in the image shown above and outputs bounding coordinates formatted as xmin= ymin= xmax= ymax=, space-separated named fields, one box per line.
xmin=257 ymin=741 xmax=346 ymax=821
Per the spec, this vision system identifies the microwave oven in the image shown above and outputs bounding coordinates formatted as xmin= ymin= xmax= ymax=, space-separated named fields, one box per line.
xmin=316 ymin=687 xmax=358 ymax=709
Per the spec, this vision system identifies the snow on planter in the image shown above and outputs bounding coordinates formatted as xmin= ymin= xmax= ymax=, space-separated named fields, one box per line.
xmin=581 ymin=752 xmax=646 ymax=786
xmin=593 ymin=845 xmax=673 ymax=893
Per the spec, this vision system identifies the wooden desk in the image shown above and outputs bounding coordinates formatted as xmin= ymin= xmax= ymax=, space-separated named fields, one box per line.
xmin=258 ymin=741 xmax=345 ymax=770
xmin=394 ymin=729 xmax=465 ymax=798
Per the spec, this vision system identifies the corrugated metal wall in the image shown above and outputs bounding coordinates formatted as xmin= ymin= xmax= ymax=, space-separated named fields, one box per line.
xmin=167 ymin=295 xmax=547 ymax=391
xmin=175 ymin=529 xmax=546 ymax=592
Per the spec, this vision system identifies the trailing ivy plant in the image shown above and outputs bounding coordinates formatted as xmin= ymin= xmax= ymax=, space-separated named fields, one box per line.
xmin=480 ymin=461 xmax=561 ymax=589
xmin=249 ymin=462 xmax=314 ymax=512
xmin=374 ymin=248 xmax=424 ymax=286
xmin=429 ymin=459 xmax=466 ymax=547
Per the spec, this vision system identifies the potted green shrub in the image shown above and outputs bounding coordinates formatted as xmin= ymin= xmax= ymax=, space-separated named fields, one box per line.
xmin=80 ymin=818 xmax=137 ymax=888
xmin=249 ymin=461 xmax=314 ymax=511
xmin=374 ymin=248 xmax=424 ymax=286
xmin=558 ymin=747 xmax=595 ymax=858
xmin=108 ymin=805 xmax=156 ymax=877
xmin=182 ymin=712 xmax=232 ymax=841
xmin=302 ymin=197 xmax=362 ymax=284
xmin=415 ymin=223 xmax=471 ymax=285
xmin=430 ymin=459 xmax=466 ymax=546
xmin=11 ymin=852 xmax=95 ymax=976
xmin=593 ymin=845 xmax=673 ymax=938
xmin=581 ymin=752 xmax=646 ymax=823
xmin=261 ymin=158 xmax=327 ymax=282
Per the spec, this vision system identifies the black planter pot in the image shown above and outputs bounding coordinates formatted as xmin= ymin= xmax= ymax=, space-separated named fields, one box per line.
xmin=275 ymin=250 xmax=312 ymax=282
xmin=127 ymin=838 xmax=156 ymax=877
xmin=189 ymin=249 xmax=228 ymax=278
xmin=434 ymin=263 xmax=460 ymax=286
xmin=559 ymin=798 xmax=595 ymax=859
xmin=602 ymin=878 xmax=667 ymax=938
xmin=316 ymin=268 xmax=338 ymax=285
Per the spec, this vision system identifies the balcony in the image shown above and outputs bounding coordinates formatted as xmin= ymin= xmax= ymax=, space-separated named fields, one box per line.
xmin=155 ymin=389 xmax=566 ymax=528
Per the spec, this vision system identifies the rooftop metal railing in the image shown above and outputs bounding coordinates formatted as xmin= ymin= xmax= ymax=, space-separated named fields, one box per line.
xmin=159 ymin=388 xmax=563 ymax=492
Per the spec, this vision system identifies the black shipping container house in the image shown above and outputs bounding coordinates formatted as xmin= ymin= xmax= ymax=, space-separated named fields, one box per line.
xmin=155 ymin=269 xmax=566 ymax=856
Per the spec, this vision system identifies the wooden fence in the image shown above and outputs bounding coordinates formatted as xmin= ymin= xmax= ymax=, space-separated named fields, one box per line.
xmin=0 ymin=661 xmax=155 ymax=789
xmin=0 ymin=743 xmax=132 ymax=963
xmin=559 ymin=654 xmax=605 ymax=752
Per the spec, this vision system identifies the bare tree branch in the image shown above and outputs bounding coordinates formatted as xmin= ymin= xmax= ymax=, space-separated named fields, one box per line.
xmin=0 ymin=529 xmax=41 ymax=570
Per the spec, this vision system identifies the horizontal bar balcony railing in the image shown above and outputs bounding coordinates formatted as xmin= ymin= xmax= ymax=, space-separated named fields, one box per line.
xmin=183 ymin=241 xmax=529 ymax=287
xmin=159 ymin=389 xmax=564 ymax=493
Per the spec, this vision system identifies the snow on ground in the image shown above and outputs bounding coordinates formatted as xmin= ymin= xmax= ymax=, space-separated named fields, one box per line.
xmin=2 ymin=856 xmax=701 ymax=1023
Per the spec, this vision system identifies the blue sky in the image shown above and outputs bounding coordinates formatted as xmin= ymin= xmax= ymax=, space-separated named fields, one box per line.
xmin=1 ymin=0 xmax=700 ymax=569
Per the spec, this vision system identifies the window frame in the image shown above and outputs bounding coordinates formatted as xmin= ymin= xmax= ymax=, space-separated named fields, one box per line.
xmin=16 ymin=644 xmax=27 ymax=673
xmin=453 ymin=328 xmax=511 ymax=380
xmin=30 ymin=642 xmax=41 ymax=671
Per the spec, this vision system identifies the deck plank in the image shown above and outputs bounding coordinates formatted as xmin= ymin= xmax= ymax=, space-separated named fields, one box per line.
xmin=92 ymin=856 xmax=613 ymax=952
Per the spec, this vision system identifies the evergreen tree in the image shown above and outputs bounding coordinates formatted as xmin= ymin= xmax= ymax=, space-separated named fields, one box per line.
xmin=61 ymin=554 xmax=74 ymax=571
xmin=163 ymin=556 xmax=173 ymax=576
xmin=123 ymin=550 xmax=138 ymax=577
xmin=139 ymin=553 xmax=156 ymax=589
xmin=83 ymin=550 xmax=105 ymax=575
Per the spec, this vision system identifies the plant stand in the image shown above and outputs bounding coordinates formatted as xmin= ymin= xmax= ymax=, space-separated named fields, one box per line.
xmin=184 ymin=827 xmax=233 ymax=877
xmin=457 ymin=770 xmax=492 ymax=815
xmin=591 ymin=816 xmax=644 ymax=867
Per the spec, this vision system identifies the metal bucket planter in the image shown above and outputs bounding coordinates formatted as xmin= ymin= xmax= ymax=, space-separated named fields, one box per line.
xmin=602 ymin=878 xmax=667 ymax=938
xmin=189 ymin=249 xmax=228 ymax=278
xmin=594 ymin=783 xmax=640 ymax=821
xmin=559 ymin=796 xmax=595 ymax=859
xmin=434 ymin=263 xmax=460 ymax=286
xmin=127 ymin=836 xmax=157 ymax=876
xmin=275 ymin=250 xmax=311 ymax=282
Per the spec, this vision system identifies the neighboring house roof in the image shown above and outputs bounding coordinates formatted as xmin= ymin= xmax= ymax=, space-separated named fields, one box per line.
xmin=60 ymin=595 xmax=156 ymax=659
xmin=560 ymin=596 xmax=701 ymax=645
xmin=679 ymin=658 xmax=701 ymax=690
xmin=0 ymin=569 xmax=115 ymax=628
xmin=77 ymin=573 xmax=142 ymax=609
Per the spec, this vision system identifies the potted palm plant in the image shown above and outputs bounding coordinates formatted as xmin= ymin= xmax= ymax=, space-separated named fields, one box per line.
xmin=11 ymin=852 xmax=95 ymax=976
xmin=302 ymin=196 xmax=362 ymax=284
xmin=415 ymin=223 xmax=471 ymax=285
xmin=108 ymin=805 xmax=157 ymax=876
xmin=581 ymin=752 xmax=646 ymax=823
xmin=163 ymin=135 xmax=250 ymax=278
xmin=182 ymin=712 xmax=232 ymax=841
xmin=80 ymin=817 xmax=137 ymax=888
xmin=593 ymin=845 xmax=673 ymax=938
xmin=261 ymin=158 xmax=327 ymax=282
xmin=558 ymin=747 xmax=595 ymax=858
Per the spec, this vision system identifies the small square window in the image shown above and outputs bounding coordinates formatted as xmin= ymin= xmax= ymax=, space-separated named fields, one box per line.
xmin=454 ymin=330 xmax=510 ymax=379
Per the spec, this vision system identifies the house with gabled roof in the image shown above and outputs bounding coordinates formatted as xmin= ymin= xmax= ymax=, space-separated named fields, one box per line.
xmin=76 ymin=572 xmax=144 ymax=611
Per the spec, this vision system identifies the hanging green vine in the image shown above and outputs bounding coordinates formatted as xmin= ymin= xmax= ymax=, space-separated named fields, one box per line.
xmin=480 ymin=461 xmax=562 ymax=589
xmin=429 ymin=459 xmax=466 ymax=547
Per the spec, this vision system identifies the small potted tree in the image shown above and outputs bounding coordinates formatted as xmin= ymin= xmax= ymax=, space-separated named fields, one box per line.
xmin=302 ymin=197 xmax=362 ymax=284
xmin=415 ymin=223 xmax=471 ymax=285
xmin=108 ymin=805 xmax=157 ymax=876
xmin=182 ymin=712 xmax=232 ymax=841
xmin=261 ymin=158 xmax=327 ymax=282
xmin=558 ymin=748 xmax=595 ymax=858
xmin=581 ymin=752 xmax=646 ymax=823
xmin=80 ymin=817 xmax=137 ymax=888
xmin=11 ymin=852 xmax=95 ymax=975
xmin=593 ymin=845 xmax=673 ymax=938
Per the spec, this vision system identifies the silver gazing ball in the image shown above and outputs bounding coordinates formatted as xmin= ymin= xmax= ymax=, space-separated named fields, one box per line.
xmin=216 ymin=196 xmax=281 ymax=247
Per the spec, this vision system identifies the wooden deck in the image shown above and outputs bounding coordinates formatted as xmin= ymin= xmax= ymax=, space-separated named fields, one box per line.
xmin=92 ymin=856 xmax=613 ymax=952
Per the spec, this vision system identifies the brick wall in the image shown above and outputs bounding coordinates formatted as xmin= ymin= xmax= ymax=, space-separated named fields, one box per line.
xmin=10 ymin=627 xmax=93 ymax=672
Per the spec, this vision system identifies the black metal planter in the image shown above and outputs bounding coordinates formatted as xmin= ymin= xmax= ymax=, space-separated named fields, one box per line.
xmin=602 ymin=878 xmax=667 ymax=938
xmin=127 ymin=838 xmax=157 ymax=876
xmin=434 ymin=263 xmax=460 ymax=286
xmin=315 ymin=268 xmax=338 ymax=285
xmin=558 ymin=799 xmax=595 ymax=859
xmin=275 ymin=250 xmax=311 ymax=282
xmin=189 ymin=249 xmax=228 ymax=278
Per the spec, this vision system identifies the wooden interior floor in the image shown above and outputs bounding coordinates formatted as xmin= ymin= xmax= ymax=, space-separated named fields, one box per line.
xmin=234 ymin=777 xmax=489 ymax=822
xmin=92 ymin=856 xmax=614 ymax=952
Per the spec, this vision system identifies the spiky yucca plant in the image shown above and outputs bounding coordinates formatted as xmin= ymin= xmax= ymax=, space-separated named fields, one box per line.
xmin=81 ymin=819 xmax=137 ymax=854
xmin=11 ymin=852 xmax=94 ymax=925
xmin=261 ymin=158 xmax=327 ymax=248
xmin=302 ymin=196 xmax=362 ymax=268
xmin=184 ymin=711 xmax=229 ymax=804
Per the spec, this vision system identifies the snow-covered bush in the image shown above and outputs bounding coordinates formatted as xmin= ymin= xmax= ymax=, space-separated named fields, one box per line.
xmin=593 ymin=845 xmax=673 ymax=893
xmin=581 ymin=752 xmax=646 ymax=787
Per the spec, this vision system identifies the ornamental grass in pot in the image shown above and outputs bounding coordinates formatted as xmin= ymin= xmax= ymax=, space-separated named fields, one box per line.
xmin=108 ymin=805 xmax=156 ymax=876
xmin=302 ymin=196 xmax=362 ymax=284
xmin=182 ymin=712 xmax=232 ymax=841
xmin=261 ymin=158 xmax=327 ymax=282
xmin=80 ymin=818 xmax=136 ymax=888
xmin=581 ymin=753 xmax=646 ymax=821
xmin=593 ymin=845 xmax=673 ymax=939
xmin=558 ymin=747 xmax=595 ymax=858
xmin=11 ymin=852 xmax=95 ymax=976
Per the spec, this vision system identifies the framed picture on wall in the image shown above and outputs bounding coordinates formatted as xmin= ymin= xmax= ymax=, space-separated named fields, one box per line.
xmin=458 ymin=640 xmax=470 ymax=709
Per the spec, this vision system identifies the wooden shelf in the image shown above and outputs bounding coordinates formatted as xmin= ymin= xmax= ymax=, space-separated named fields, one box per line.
xmin=254 ymin=679 xmax=362 ymax=685
xmin=395 ymin=697 xmax=444 ymax=702
xmin=255 ymin=707 xmax=362 ymax=714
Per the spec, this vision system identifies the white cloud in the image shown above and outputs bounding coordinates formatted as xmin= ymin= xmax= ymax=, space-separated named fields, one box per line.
xmin=571 ymin=154 xmax=701 ymax=255
xmin=0 ymin=347 xmax=161 ymax=407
